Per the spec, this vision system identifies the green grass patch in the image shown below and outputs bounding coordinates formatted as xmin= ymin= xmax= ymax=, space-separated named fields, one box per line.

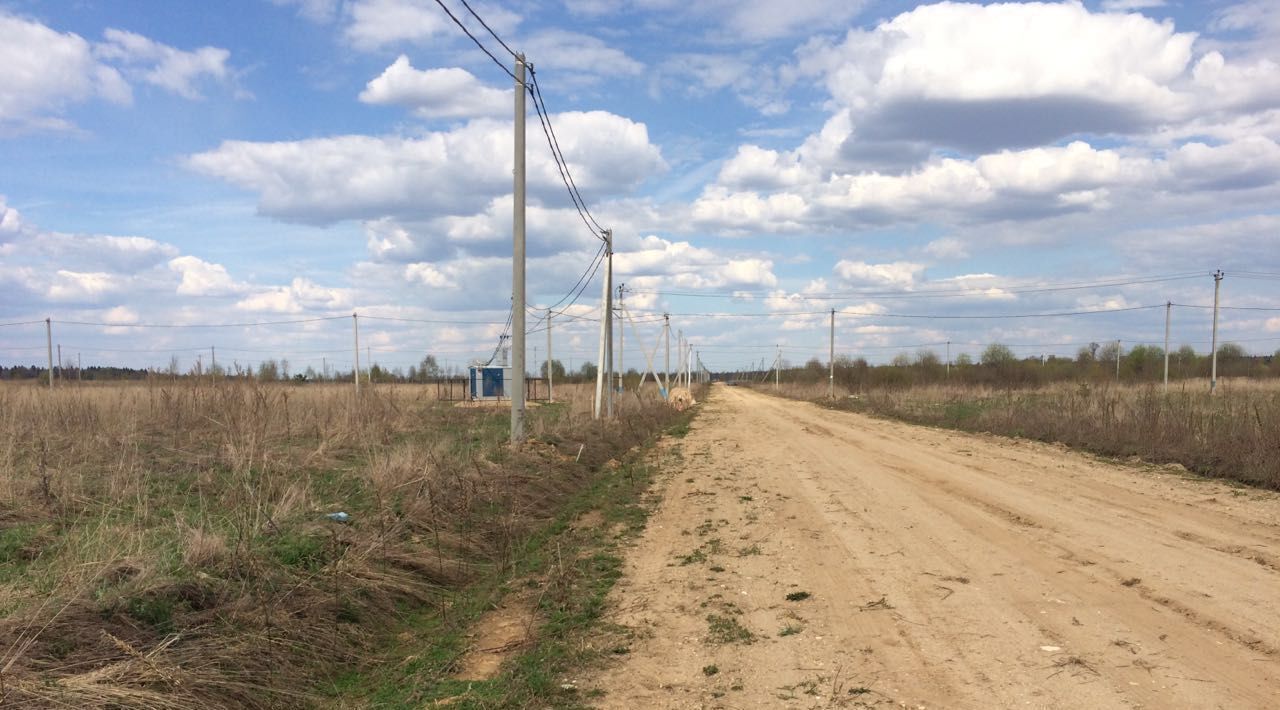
xmin=705 ymin=614 xmax=755 ymax=645
xmin=330 ymin=403 xmax=700 ymax=708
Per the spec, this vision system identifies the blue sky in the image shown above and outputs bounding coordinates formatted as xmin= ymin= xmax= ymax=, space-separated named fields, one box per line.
xmin=2 ymin=0 xmax=1279 ymax=375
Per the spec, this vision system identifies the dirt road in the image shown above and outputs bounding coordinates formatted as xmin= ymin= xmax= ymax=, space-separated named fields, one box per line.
xmin=583 ymin=384 xmax=1280 ymax=708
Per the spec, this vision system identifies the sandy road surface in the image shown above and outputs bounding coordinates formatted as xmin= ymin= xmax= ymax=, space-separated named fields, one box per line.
xmin=583 ymin=385 xmax=1280 ymax=709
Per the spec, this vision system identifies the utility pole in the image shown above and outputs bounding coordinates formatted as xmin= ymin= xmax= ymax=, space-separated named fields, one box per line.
xmin=828 ymin=309 xmax=835 ymax=399
xmin=211 ymin=345 xmax=217 ymax=381
xmin=45 ymin=318 xmax=53 ymax=389
xmin=353 ymin=312 xmax=361 ymax=395
xmin=1163 ymin=301 xmax=1171 ymax=393
xmin=546 ymin=308 xmax=553 ymax=402
xmin=1210 ymin=270 xmax=1223 ymax=394
xmin=676 ymin=329 xmax=683 ymax=390
xmin=594 ymin=229 xmax=613 ymax=418
xmin=511 ymin=53 xmax=528 ymax=442
xmin=1115 ymin=339 xmax=1121 ymax=382
xmin=617 ymin=283 xmax=624 ymax=394
xmin=946 ymin=340 xmax=951 ymax=378
xmin=663 ymin=313 xmax=670 ymax=397
xmin=775 ymin=344 xmax=781 ymax=390
xmin=605 ymin=229 xmax=614 ymax=418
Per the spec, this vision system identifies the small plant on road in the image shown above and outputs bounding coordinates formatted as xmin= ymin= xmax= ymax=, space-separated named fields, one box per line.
xmin=706 ymin=614 xmax=755 ymax=644
xmin=785 ymin=590 xmax=811 ymax=602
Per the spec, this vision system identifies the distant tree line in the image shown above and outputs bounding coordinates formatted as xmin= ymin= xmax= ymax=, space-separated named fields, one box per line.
xmin=0 ymin=355 xmax=608 ymax=384
xmin=727 ymin=342 xmax=1280 ymax=390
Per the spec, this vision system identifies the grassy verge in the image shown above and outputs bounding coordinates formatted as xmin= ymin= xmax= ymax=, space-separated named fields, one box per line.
xmin=330 ymin=394 xmax=699 ymax=708
xmin=0 ymin=381 xmax=689 ymax=708
xmin=756 ymin=381 xmax=1280 ymax=489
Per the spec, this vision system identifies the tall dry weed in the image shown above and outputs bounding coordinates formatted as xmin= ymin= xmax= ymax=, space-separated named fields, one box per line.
xmin=0 ymin=379 xmax=679 ymax=707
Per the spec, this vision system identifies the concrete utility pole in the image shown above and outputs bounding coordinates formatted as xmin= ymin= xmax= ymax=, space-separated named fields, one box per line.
xmin=211 ymin=346 xmax=217 ymax=380
xmin=617 ymin=283 xmax=624 ymax=394
xmin=1115 ymin=339 xmax=1122 ymax=382
xmin=511 ymin=53 xmax=528 ymax=442
xmin=676 ymin=329 xmax=683 ymax=389
xmin=594 ymin=229 xmax=613 ymax=419
xmin=1163 ymin=301 xmax=1171 ymax=393
xmin=1210 ymin=270 xmax=1223 ymax=394
xmin=546 ymin=308 xmax=553 ymax=402
xmin=605 ymin=229 xmax=614 ymax=418
xmin=775 ymin=344 xmax=781 ymax=390
xmin=828 ymin=309 xmax=835 ymax=399
xmin=946 ymin=340 xmax=951 ymax=378
xmin=45 ymin=318 xmax=53 ymax=389
xmin=353 ymin=312 xmax=361 ymax=395
xmin=663 ymin=313 xmax=670 ymax=396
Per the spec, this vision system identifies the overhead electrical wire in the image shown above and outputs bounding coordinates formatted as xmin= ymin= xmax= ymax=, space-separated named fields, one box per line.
xmin=528 ymin=70 xmax=606 ymax=238
xmin=628 ymin=303 xmax=1167 ymax=321
xmin=627 ymin=272 xmax=1210 ymax=301
xmin=56 ymin=315 xmax=349 ymax=329
xmin=441 ymin=0 xmax=606 ymax=244
xmin=430 ymin=0 xmax=516 ymax=80
xmin=457 ymin=0 xmax=517 ymax=59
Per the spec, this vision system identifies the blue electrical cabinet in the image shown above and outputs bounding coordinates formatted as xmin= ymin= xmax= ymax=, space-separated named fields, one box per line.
xmin=468 ymin=366 xmax=510 ymax=400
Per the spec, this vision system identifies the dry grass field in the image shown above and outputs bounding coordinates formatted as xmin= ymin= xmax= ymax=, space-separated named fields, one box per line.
xmin=763 ymin=378 xmax=1280 ymax=488
xmin=0 ymin=380 xmax=677 ymax=708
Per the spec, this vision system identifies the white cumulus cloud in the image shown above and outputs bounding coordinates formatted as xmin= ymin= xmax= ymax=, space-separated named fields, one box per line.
xmin=360 ymin=56 xmax=510 ymax=119
xmin=0 ymin=12 xmax=130 ymax=132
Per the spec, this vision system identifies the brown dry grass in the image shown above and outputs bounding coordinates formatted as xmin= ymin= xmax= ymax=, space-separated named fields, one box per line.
xmin=0 ymin=380 xmax=677 ymax=707
xmin=763 ymin=378 xmax=1280 ymax=488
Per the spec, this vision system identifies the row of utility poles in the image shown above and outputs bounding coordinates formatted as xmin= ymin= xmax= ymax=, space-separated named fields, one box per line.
xmin=775 ymin=272 xmax=1233 ymax=399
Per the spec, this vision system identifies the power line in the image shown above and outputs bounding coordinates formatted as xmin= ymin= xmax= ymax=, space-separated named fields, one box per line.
xmin=0 ymin=320 xmax=45 ymax=328
xmin=457 ymin=0 xmax=517 ymax=59
xmin=361 ymin=314 xmax=509 ymax=325
xmin=1173 ymin=303 xmax=1280 ymax=312
xmin=628 ymin=303 xmax=1167 ymax=321
xmin=528 ymin=69 xmax=606 ymax=238
xmin=57 ymin=315 xmax=348 ymax=329
xmin=430 ymin=0 xmax=516 ymax=80
xmin=628 ymin=273 xmax=1209 ymax=302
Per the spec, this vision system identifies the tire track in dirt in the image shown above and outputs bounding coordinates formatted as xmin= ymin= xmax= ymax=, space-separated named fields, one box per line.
xmin=583 ymin=385 xmax=1280 ymax=708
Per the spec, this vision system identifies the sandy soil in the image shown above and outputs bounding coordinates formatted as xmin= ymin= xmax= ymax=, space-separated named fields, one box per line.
xmin=582 ymin=384 xmax=1280 ymax=709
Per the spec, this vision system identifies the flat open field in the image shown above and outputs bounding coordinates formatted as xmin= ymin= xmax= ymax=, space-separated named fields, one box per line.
xmin=585 ymin=384 xmax=1280 ymax=708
